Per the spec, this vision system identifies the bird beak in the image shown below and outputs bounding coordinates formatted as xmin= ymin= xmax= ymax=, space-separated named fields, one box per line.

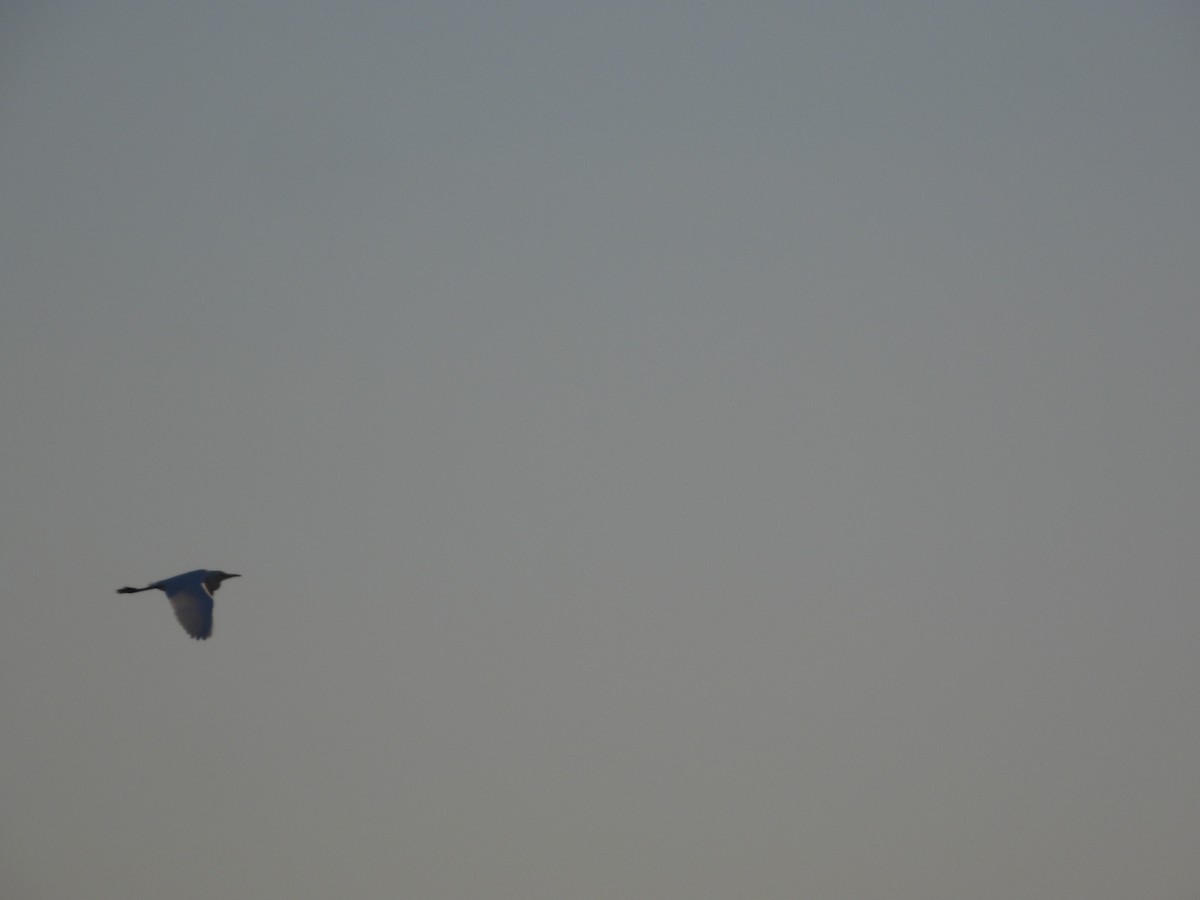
xmin=226 ymin=573 xmax=241 ymax=579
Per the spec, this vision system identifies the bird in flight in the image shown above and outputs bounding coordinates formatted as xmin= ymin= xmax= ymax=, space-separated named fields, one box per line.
xmin=116 ymin=569 xmax=240 ymax=640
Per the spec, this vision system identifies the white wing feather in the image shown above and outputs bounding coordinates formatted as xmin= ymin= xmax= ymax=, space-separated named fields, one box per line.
xmin=164 ymin=582 xmax=215 ymax=640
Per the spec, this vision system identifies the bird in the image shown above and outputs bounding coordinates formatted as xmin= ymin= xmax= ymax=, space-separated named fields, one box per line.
xmin=116 ymin=569 xmax=240 ymax=640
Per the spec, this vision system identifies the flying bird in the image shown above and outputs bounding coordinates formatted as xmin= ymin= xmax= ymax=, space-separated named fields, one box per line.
xmin=116 ymin=569 xmax=240 ymax=640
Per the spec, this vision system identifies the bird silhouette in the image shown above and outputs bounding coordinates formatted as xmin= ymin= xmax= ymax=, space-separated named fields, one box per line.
xmin=117 ymin=569 xmax=240 ymax=640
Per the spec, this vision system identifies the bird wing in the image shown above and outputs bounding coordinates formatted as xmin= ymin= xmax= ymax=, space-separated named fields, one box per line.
xmin=164 ymin=583 xmax=215 ymax=640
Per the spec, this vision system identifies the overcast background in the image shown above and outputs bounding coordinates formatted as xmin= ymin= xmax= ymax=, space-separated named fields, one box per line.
xmin=2 ymin=2 xmax=1198 ymax=897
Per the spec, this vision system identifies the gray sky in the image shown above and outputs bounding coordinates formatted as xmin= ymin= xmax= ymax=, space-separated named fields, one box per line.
xmin=2 ymin=2 xmax=1198 ymax=897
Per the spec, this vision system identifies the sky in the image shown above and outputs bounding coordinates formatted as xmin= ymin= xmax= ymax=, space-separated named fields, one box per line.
xmin=1 ymin=2 xmax=1198 ymax=897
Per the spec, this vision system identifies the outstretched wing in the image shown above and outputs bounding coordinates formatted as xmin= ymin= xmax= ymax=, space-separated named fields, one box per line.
xmin=165 ymin=583 xmax=215 ymax=640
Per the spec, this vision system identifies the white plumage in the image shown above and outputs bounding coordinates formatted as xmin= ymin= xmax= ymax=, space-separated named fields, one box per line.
xmin=116 ymin=569 xmax=240 ymax=640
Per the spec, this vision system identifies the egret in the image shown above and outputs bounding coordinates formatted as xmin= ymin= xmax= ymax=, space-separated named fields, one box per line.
xmin=116 ymin=569 xmax=240 ymax=640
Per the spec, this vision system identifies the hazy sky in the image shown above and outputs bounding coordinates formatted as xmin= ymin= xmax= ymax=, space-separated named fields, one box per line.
xmin=2 ymin=2 xmax=1198 ymax=897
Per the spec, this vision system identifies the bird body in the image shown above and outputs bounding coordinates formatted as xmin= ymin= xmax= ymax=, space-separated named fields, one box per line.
xmin=117 ymin=569 xmax=240 ymax=640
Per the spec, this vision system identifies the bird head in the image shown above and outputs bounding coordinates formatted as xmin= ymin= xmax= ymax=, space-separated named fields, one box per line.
xmin=201 ymin=571 xmax=241 ymax=593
